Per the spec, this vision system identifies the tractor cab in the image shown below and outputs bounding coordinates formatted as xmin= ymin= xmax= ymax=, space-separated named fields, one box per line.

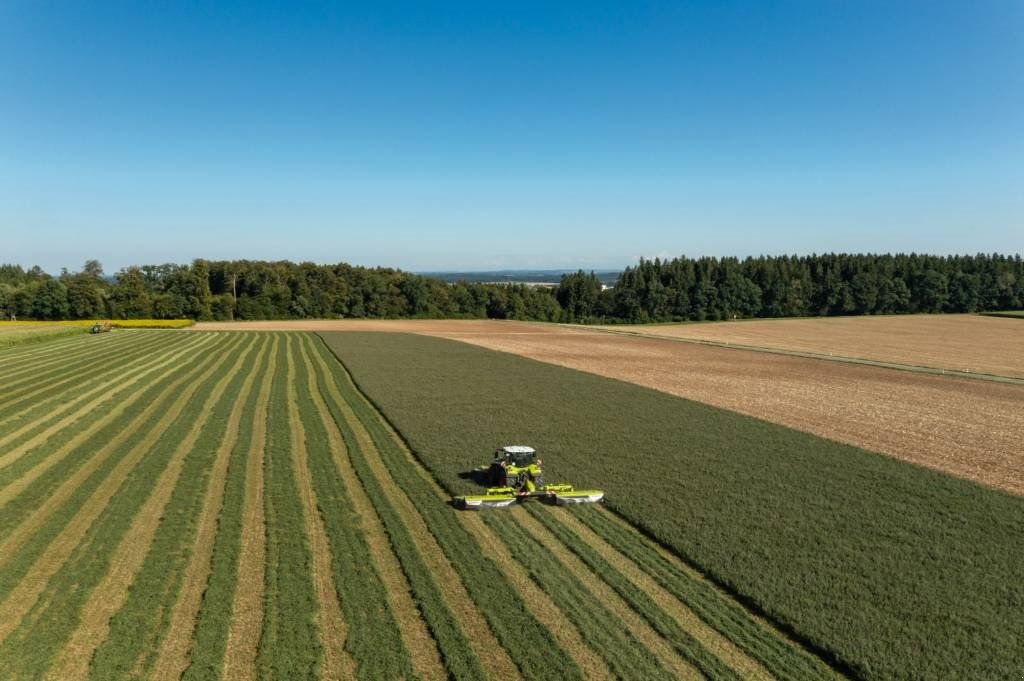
xmin=488 ymin=445 xmax=539 ymax=487
xmin=493 ymin=445 xmax=536 ymax=468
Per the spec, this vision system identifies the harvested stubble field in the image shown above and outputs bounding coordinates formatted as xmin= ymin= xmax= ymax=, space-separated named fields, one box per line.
xmin=0 ymin=329 xmax=832 ymax=680
xmin=595 ymin=314 xmax=1024 ymax=379
xmin=322 ymin=331 xmax=1024 ymax=681
xmin=196 ymin=319 xmax=1024 ymax=496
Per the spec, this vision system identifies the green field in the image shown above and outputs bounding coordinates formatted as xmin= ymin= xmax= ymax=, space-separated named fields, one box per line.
xmin=320 ymin=331 xmax=1024 ymax=680
xmin=0 ymin=330 xmax=833 ymax=680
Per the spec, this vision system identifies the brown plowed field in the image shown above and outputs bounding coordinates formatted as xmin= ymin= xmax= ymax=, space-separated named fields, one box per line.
xmin=194 ymin=320 xmax=1024 ymax=495
xmin=597 ymin=314 xmax=1024 ymax=378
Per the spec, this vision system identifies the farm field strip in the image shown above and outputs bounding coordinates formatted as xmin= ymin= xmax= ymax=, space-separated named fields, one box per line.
xmin=321 ymin=331 xmax=1024 ymax=680
xmin=318 ymin=352 xmax=515 ymax=680
xmin=297 ymin=336 xmax=432 ymax=680
xmin=149 ymin=336 xmax=270 ymax=681
xmin=594 ymin=314 xmax=1024 ymax=379
xmin=0 ymin=329 xmax=863 ymax=680
xmin=0 ymin=330 xmax=151 ymax=390
xmin=0 ymin=336 xmax=230 ymax=509
xmin=74 ymin=335 xmax=263 ymax=681
xmin=0 ymin=332 xmax=213 ymax=450
xmin=0 ymin=337 xmax=234 ymax=570
xmin=282 ymin=336 xmax=357 ymax=681
xmin=218 ymin=337 xmax=278 ymax=681
xmin=570 ymin=506 xmax=836 ymax=681
xmin=0 ymin=331 xmax=182 ymax=432
xmin=0 ymin=335 xmax=247 ymax=679
xmin=317 ymin=335 xmax=816 ymax=680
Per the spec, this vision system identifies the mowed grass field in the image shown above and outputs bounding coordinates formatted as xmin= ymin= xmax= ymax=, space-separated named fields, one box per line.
xmin=322 ymin=331 xmax=1024 ymax=681
xmin=0 ymin=330 xmax=835 ymax=680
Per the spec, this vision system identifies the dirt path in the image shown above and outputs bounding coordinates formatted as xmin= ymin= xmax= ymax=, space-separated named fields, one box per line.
xmin=45 ymin=335 xmax=259 ymax=681
xmin=283 ymin=335 xmax=358 ymax=681
xmin=302 ymin=338 xmax=447 ymax=681
xmin=222 ymin=336 xmax=278 ymax=681
xmin=150 ymin=335 xmax=271 ymax=681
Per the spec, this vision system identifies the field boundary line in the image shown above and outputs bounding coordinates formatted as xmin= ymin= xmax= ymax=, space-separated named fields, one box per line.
xmin=550 ymin=508 xmax=773 ymax=680
xmin=511 ymin=508 xmax=701 ymax=681
xmin=0 ymin=336 xmax=225 ymax=508
xmin=326 ymin=363 xmax=522 ymax=681
xmin=45 ymin=334 xmax=260 ymax=681
xmin=587 ymin=326 xmax=1024 ymax=385
xmin=0 ymin=334 xmax=244 ymax=649
xmin=150 ymin=334 xmax=271 ymax=681
xmin=0 ymin=332 xmax=215 ymax=457
xmin=302 ymin=336 xmax=446 ymax=681
xmin=283 ymin=335 xmax=358 ymax=681
xmin=0 ymin=336 xmax=235 ymax=563
xmin=222 ymin=335 xmax=278 ymax=681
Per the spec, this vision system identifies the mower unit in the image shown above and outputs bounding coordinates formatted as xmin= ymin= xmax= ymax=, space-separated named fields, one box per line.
xmin=454 ymin=446 xmax=605 ymax=509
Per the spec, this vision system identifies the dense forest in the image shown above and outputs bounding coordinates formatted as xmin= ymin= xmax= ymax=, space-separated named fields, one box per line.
xmin=0 ymin=254 xmax=1021 ymax=323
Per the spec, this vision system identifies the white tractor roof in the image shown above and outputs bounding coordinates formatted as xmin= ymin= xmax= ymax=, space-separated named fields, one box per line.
xmin=502 ymin=445 xmax=535 ymax=454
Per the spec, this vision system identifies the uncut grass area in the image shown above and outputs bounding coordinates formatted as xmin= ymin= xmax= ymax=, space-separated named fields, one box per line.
xmin=320 ymin=330 xmax=1024 ymax=681
xmin=0 ymin=330 xmax=831 ymax=680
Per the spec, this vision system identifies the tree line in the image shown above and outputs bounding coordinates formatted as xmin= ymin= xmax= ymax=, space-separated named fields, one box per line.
xmin=0 ymin=253 xmax=1020 ymax=323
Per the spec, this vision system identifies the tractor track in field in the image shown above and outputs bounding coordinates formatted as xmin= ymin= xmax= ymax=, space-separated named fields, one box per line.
xmin=301 ymin=337 xmax=447 ymax=681
xmin=283 ymin=336 xmax=358 ymax=681
xmin=220 ymin=337 xmax=277 ymax=681
xmin=151 ymin=335 xmax=272 ymax=681
xmin=0 ymin=335 xmax=242 ymax=649
xmin=0 ymin=335 xmax=233 ymax=568
xmin=45 ymin=334 xmax=259 ymax=681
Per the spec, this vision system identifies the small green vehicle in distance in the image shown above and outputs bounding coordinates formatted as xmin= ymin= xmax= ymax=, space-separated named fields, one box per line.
xmin=454 ymin=445 xmax=605 ymax=509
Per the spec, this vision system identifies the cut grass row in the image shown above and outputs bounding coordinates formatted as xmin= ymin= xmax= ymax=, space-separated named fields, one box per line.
xmin=320 ymin=330 xmax=1024 ymax=680
xmin=67 ymin=335 xmax=263 ymax=680
xmin=0 ymin=334 xmax=246 ymax=680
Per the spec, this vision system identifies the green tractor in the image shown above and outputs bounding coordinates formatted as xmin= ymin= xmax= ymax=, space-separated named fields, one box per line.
xmin=454 ymin=446 xmax=604 ymax=509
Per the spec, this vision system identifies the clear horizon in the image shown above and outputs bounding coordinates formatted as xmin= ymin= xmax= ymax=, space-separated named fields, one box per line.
xmin=3 ymin=1 xmax=1022 ymax=274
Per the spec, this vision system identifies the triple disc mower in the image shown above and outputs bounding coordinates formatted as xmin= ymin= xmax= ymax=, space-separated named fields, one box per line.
xmin=453 ymin=446 xmax=604 ymax=509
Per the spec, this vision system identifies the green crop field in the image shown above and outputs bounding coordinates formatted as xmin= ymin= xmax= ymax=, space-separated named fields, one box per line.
xmin=320 ymin=331 xmax=1024 ymax=681
xmin=0 ymin=329 xmax=836 ymax=680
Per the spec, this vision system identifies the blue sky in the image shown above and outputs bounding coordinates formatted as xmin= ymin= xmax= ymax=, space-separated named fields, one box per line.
xmin=2 ymin=1 xmax=1021 ymax=273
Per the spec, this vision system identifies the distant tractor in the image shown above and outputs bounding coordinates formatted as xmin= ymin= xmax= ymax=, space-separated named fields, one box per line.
xmin=454 ymin=445 xmax=605 ymax=509
xmin=90 ymin=322 xmax=113 ymax=334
